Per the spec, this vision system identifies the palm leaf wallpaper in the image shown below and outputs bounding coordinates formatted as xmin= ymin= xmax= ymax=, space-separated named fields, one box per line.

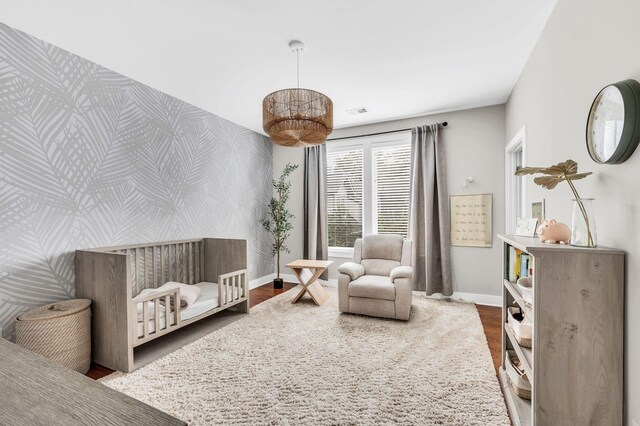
xmin=0 ymin=23 xmax=274 ymax=339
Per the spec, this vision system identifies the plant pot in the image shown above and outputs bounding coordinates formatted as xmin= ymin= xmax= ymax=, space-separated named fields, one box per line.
xmin=570 ymin=198 xmax=597 ymax=247
xmin=273 ymin=278 xmax=283 ymax=289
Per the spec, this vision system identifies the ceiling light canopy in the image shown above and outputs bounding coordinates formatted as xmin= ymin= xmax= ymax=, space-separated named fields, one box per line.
xmin=262 ymin=41 xmax=333 ymax=147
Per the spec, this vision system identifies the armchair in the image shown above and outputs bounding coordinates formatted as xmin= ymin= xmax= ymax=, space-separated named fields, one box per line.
xmin=338 ymin=234 xmax=413 ymax=320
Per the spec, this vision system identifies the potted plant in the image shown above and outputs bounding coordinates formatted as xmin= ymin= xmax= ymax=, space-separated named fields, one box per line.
xmin=515 ymin=159 xmax=595 ymax=247
xmin=260 ymin=163 xmax=298 ymax=288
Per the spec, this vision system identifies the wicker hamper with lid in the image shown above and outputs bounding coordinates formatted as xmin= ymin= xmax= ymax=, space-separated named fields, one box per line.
xmin=15 ymin=299 xmax=91 ymax=373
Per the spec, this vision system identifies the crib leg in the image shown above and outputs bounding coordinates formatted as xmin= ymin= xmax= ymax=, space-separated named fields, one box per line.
xmin=233 ymin=299 xmax=250 ymax=314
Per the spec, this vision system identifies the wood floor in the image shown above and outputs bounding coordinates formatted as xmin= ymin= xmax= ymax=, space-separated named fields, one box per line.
xmin=477 ymin=304 xmax=502 ymax=371
xmin=87 ymin=283 xmax=502 ymax=379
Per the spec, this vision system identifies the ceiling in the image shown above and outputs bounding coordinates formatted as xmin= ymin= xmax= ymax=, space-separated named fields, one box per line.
xmin=0 ymin=0 xmax=557 ymax=134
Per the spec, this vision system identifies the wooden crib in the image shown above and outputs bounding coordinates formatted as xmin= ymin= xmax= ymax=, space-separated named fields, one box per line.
xmin=75 ymin=238 xmax=248 ymax=372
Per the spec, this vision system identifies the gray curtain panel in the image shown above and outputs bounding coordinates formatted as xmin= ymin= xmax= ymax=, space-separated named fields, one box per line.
xmin=304 ymin=144 xmax=329 ymax=279
xmin=408 ymin=124 xmax=453 ymax=295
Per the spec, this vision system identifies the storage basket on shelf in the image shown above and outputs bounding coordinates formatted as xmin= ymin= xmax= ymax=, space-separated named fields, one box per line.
xmin=506 ymin=350 xmax=531 ymax=399
xmin=516 ymin=276 xmax=533 ymax=305
xmin=15 ymin=299 xmax=91 ymax=373
xmin=507 ymin=306 xmax=532 ymax=348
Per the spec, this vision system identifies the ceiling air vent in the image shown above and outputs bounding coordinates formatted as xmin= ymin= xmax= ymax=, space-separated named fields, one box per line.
xmin=346 ymin=107 xmax=368 ymax=115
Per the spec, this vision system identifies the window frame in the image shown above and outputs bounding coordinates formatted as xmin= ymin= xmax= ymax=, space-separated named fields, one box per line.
xmin=326 ymin=131 xmax=412 ymax=258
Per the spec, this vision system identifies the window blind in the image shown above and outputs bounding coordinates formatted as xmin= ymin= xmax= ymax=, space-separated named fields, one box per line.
xmin=327 ymin=148 xmax=363 ymax=248
xmin=373 ymin=144 xmax=411 ymax=237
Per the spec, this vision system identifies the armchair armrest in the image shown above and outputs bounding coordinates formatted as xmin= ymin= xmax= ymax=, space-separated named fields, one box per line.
xmin=337 ymin=262 xmax=365 ymax=281
xmin=390 ymin=265 xmax=413 ymax=283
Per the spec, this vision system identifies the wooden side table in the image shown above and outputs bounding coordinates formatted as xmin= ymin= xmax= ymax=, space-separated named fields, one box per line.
xmin=287 ymin=259 xmax=333 ymax=306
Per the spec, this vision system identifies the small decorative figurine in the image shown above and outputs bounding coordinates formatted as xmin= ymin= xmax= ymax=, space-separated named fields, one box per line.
xmin=536 ymin=219 xmax=571 ymax=244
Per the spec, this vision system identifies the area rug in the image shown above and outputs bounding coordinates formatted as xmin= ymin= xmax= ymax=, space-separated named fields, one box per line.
xmin=101 ymin=287 xmax=509 ymax=425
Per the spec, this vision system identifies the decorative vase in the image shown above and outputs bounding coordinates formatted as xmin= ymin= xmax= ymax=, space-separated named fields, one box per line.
xmin=570 ymin=198 xmax=597 ymax=247
xmin=273 ymin=278 xmax=283 ymax=289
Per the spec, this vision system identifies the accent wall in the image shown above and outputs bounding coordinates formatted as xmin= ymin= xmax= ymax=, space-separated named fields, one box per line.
xmin=0 ymin=22 xmax=273 ymax=339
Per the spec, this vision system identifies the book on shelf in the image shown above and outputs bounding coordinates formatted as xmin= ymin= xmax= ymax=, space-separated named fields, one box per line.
xmin=507 ymin=245 xmax=535 ymax=282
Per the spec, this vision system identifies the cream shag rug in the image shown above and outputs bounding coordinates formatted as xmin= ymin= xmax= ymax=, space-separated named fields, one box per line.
xmin=101 ymin=287 xmax=509 ymax=425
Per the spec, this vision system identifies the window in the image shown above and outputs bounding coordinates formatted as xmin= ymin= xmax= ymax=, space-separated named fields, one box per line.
xmin=326 ymin=132 xmax=412 ymax=257
xmin=327 ymin=148 xmax=363 ymax=248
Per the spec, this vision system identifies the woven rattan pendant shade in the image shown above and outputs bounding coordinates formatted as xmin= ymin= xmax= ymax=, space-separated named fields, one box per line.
xmin=263 ymin=88 xmax=333 ymax=147
xmin=262 ymin=40 xmax=333 ymax=147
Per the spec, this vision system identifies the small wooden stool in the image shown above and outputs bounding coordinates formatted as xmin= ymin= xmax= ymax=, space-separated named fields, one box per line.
xmin=287 ymin=260 xmax=333 ymax=306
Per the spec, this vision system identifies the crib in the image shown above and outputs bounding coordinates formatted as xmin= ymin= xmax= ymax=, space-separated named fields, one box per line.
xmin=75 ymin=238 xmax=248 ymax=372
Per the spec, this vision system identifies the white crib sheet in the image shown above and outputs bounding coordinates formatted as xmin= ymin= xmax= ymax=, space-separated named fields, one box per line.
xmin=135 ymin=281 xmax=239 ymax=337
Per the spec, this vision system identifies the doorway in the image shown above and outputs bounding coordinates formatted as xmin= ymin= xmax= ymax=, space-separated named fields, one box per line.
xmin=505 ymin=126 xmax=526 ymax=233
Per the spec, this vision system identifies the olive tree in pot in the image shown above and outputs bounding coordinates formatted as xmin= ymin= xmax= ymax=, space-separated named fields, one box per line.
xmin=260 ymin=163 xmax=298 ymax=289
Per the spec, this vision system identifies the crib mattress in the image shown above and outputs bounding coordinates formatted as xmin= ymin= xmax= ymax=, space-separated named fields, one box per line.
xmin=136 ymin=282 xmax=239 ymax=337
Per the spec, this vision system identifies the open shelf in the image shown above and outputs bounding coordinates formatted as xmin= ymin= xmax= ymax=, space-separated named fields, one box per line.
xmin=498 ymin=368 xmax=532 ymax=426
xmin=503 ymin=279 xmax=533 ymax=318
xmin=505 ymin=323 xmax=533 ymax=378
xmin=498 ymin=234 xmax=624 ymax=424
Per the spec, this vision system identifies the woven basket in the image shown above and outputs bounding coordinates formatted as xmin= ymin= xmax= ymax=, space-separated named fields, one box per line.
xmin=15 ymin=299 xmax=91 ymax=373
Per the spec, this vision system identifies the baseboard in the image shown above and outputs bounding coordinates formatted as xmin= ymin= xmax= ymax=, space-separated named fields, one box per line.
xmin=252 ymin=275 xmax=499 ymax=306
xmin=452 ymin=292 xmax=501 ymax=306
xmin=419 ymin=291 xmax=501 ymax=307
xmin=250 ymin=274 xmax=337 ymax=289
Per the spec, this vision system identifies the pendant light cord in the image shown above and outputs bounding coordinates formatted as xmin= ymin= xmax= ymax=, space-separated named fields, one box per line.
xmin=296 ymin=49 xmax=300 ymax=88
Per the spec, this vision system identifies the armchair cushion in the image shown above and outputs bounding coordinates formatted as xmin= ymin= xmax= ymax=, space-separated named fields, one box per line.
xmin=337 ymin=262 xmax=365 ymax=281
xmin=390 ymin=266 xmax=413 ymax=282
xmin=361 ymin=259 xmax=400 ymax=277
xmin=348 ymin=275 xmax=396 ymax=301
xmin=362 ymin=234 xmax=403 ymax=261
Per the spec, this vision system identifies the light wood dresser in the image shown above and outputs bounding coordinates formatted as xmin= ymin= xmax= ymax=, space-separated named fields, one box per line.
xmin=0 ymin=338 xmax=186 ymax=425
xmin=497 ymin=234 xmax=624 ymax=426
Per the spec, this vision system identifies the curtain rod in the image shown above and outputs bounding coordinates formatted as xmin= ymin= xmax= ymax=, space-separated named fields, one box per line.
xmin=326 ymin=121 xmax=448 ymax=142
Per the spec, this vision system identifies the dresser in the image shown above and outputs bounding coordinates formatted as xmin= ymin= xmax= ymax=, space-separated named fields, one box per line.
xmin=0 ymin=338 xmax=186 ymax=425
xmin=497 ymin=235 xmax=624 ymax=426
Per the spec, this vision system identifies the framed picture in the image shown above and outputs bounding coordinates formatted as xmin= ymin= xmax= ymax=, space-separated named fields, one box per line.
xmin=531 ymin=200 xmax=546 ymax=224
xmin=515 ymin=218 xmax=539 ymax=237
xmin=450 ymin=193 xmax=492 ymax=247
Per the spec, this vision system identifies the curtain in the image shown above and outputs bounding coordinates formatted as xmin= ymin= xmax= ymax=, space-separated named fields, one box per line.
xmin=304 ymin=144 xmax=329 ymax=279
xmin=408 ymin=124 xmax=452 ymax=295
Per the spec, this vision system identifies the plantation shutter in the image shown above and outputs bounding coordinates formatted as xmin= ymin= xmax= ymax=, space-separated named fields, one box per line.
xmin=326 ymin=148 xmax=363 ymax=248
xmin=373 ymin=144 xmax=411 ymax=237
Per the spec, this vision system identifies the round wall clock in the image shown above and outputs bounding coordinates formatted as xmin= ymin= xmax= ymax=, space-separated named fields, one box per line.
xmin=586 ymin=79 xmax=640 ymax=164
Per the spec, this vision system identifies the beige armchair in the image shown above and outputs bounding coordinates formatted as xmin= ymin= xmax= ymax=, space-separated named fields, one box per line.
xmin=338 ymin=234 xmax=413 ymax=321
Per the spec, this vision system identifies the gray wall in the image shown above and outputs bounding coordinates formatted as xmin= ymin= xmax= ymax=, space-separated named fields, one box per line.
xmin=274 ymin=105 xmax=506 ymax=300
xmin=0 ymin=23 xmax=273 ymax=339
xmin=505 ymin=0 xmax=640 ymax=422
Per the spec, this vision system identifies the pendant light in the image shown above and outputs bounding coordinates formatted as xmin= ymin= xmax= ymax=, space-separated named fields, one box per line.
xmin=262 ymin=40 xmax=333 ymax=147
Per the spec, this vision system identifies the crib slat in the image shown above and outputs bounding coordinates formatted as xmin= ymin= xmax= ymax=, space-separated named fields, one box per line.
xmin=196 ymin=241 xmax=201 ymax=283
xmin=189 ymin=243 xmax=195 ymax=284
xmin=144 ymin=247 xmax=148 ymax=289
xmin=162 ymin=245 xmax=166 ymax=284
xmin=168 ymin=244 xmax=173 ymax=282
xmin=134 ymin=249 xmax=140 ymax=296
xmin=176 ymin=244 xmax=180 ymax=282
xmin=182 ymin=243 xmax=187 ymax=283
xmin=175 ymin=244 xmax=180 ymax=282
xmin=154 ymin=299 xmax=160 ymax=334
xmin=142 ymin=300 xmax=147 ymax=338
xmin=187 ymin=242 xmax=192 ymax=284
xmin=221 ymin=277 xmax=225 ymax=305
xmin=199 ymin=241 xmax=204 ymax=283
xmin=165 ymin=295 xmax=171 ymax=329
xmin=152 ymin=246 xmax=157 ymax=288
xmin=175 ymin=292 xmax=181 ymax=326
xmin=232 ymin=275 xmax=237 ymax=301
